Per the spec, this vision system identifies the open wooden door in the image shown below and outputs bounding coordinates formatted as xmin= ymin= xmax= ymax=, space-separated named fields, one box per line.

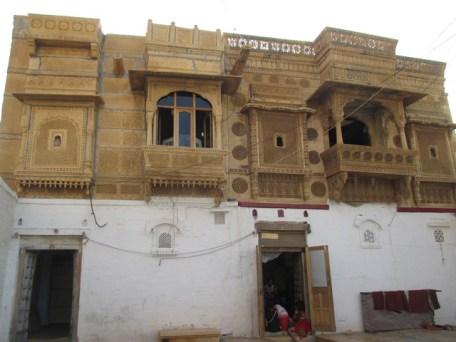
xmin=14 ymin=250 xmax=37 ymax=342
xmin=256 ymin=246 xmax=264 ymax=337
xmin=305 ymin=245 xmax=335 ymax=332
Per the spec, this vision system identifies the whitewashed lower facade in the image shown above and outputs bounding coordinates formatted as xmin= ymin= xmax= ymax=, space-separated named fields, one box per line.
xmin=1 ymin=193 xmax=455 ymax=341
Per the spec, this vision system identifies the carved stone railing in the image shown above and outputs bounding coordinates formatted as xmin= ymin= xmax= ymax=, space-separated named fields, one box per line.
xmin=396 ymin=56 xmax=445 ymax=76
xmin=321 ymin=144 xmax=418 ymax=178
xmin=143 ymin=146 xmax=225 ymax=189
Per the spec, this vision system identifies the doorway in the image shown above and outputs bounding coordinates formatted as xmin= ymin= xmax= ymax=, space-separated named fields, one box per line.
xmin=28 ymin=250 xmax=74 ymax=340
xmin=13 ymin=236 xmax=82 ymax=342
xmin=262 ymin=252 xmax=306 ymax=334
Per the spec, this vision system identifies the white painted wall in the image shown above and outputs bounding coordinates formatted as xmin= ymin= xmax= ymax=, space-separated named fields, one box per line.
xmin=1 ymin=197 xmax=455 ymax=341
xmin=0 ymin=177 xmax=16 ymax=340
xmin=248 ymin=202 xmax=456 ymax=332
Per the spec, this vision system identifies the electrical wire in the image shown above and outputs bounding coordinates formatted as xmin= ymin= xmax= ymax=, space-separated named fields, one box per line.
xmin=112 ymin=31 xmax=454 ymax=189
xmin=84 ymin=230 xmax=255 ymax=258
xmin=89 ymin=184 xmax=107 ymax=228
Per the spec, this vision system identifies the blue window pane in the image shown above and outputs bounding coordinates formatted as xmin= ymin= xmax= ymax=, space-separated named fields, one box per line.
xmin=179 ymin=111 xmax=191 ymax=147
xmin=195 ymin=95 xmax=211 ymax=109
xmin=176 ymin=91 xmax=193 ymax=107
xmin=158 ymin=94 xmax=173 ymax=107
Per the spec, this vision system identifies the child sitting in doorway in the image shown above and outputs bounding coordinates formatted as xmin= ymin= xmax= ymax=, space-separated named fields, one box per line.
xmin=289 ymin=301 xmax=311 ymax=338
xmin=273 ymin=304 xmax=290 ymax=332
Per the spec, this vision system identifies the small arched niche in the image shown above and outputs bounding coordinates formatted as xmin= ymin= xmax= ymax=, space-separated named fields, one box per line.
xmin=150 ymin=223 xmax=180 ymax=255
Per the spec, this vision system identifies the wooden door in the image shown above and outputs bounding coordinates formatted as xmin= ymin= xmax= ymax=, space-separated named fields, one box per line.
xmin=71 ymin=250 xmax=82 ymax=341
xmin=256 ymin=246 xmax=265 ymax=337
xmin=15 ymin=250 xmax=37 ymax=342
xmin=305 ymin=246 xmax=335 ymax=331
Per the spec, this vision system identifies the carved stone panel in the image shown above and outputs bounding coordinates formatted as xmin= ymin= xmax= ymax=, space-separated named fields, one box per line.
xmin=16 ymin=102 xmax=94 ymax=191
xmin=259 ymin=112 xmax=301 ymax=167
xmin=27 ymin=106 xmax=87 ymax=171
xmin=415 ymin=127 xmax=454 ymax=178
xmin=258 ymin=173 xmax=303 ymax=199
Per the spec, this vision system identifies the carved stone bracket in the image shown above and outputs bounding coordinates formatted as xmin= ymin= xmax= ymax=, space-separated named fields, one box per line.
xmin=394 ymin=176 xmax=413 ymax=205
xmin=17 ymin=176 xmax=91 ymax=194
xmin=413 ymin=178 xmax=421 ymax=205
xmin=327 ymin=172 xmax=348 ymax=202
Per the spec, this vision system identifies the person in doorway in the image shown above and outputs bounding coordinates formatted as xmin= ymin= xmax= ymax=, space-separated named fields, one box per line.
xmin=289 ymin=301 xmax=311 ymax=338
xmin=273 ymin=304 xmax=290 ymax=332
xmin=265 ymin=305 xmax=281 ymax=332
xmin=265 ymin=279 xmax=278 ymax=300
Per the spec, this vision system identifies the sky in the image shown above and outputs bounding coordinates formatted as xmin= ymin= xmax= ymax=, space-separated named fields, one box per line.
xmin=1 ymin=0 xmax=456 ymax=120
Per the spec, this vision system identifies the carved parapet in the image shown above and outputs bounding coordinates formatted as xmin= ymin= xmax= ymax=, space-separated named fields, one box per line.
xmin=143 ymin=145 xmax=225 ymax=194
xmin=321 ymin=144 xmax=418 ymax=178
xmin=314 ymin=27 xmax=397 ymax=57
xmin=225 ymin=33 xmax=315 ymax=57
xmin=396 ymin=56 xmax=445 ymax=76
xmin=28 ymin=14 xmax=101 ymax=45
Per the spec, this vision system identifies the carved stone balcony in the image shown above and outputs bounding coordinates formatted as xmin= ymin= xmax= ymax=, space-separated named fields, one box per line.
xmin=321 ymin=144 xmax=418 ymax=178
xmin=321 ymin=145 xmax=418 ymax=203
xmin=143 ymin=146 xmax=225 ymax=191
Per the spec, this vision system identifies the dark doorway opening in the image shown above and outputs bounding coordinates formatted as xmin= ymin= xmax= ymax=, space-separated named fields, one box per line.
xmin=28 ymin=250 xmax=74 ymax=340
xmin=262 ymin=252 xmax=305 ymax=333
xmin=342 ymin=118 xmax=371 ymax=146
xmin=328 ymin=118 xmax=371 ymax=147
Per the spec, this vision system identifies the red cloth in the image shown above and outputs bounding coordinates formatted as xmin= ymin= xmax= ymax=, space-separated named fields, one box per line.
xmin=428 ymin=290 xmax=440 ymax=310
xmin=371 ymin=291 xmax=385 ymax=310
xmin=385 ymin=291 xmax=409 ymax=312
xmin=294 ymin=318 xmax=311 ymax=336
xmin=279 ymin=315 xmax=289 ymax=331
xmin=409 ymin=290 xmax=432 ymax=313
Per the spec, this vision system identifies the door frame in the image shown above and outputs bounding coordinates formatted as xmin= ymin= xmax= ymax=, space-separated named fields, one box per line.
xmin=11 ymin=235 xmax=83 ymax=342
xmin=255 ymin=220 xmax=309 ymax=337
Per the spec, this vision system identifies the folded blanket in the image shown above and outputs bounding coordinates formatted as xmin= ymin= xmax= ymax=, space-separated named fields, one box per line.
xmin=409 ymin=290 xmax=432 ymax=313
xmin=428 ymin=289 xmax=440 ymax=310
xmin=385 ymin=291 xmax=409 ymax=312
xmin=372 ymin=291 xmax=385 ymax=310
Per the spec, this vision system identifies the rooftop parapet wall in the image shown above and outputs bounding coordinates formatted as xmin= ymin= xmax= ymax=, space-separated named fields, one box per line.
xmin=396 ymin=56 xmax=446 ymax=76
xmin=144 ymin=21 xmax=225 ymax=76
xmin=224 ymin=33 xmax=315 ymax=57
xmin=313 ymin=27 xmax=398 ymax=57
xmin=146 ymin=20 xmax=223 ymax=50
xmin=28 ymin=13 xmax=102 ymax=44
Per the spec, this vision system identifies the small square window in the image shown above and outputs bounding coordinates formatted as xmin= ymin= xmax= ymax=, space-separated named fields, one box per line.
xmin=274 ymin=134 xmax=285 ymax=148
xmin=48 ymin=129 xmax=67 ymax=150
xmin=429 ymin=145 xmax=439 ymax=159
xmin=214 ymin=212 xmax=226 ymax=225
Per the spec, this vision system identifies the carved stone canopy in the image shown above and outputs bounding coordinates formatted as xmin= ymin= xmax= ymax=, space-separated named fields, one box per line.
xmin=239 ymin=102 xmax=316 ymax=116
xmin=255 ymin=221 xmax=310 ymax=232
xmin=128 ymin=70 xmax=242 ymax=94
xmin=307 ymin=81 xmax=426 ymax=107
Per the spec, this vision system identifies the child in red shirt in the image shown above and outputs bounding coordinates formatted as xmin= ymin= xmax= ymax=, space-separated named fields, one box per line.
xmin=289 ymin=302 xmax=311 ymax=338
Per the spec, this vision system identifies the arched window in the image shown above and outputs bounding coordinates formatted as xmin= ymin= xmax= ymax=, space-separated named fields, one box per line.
xmin=158 ymin=232 xmax=172 ymax=249
xmin=53 ymin=135 xmax=62 ymax=147
xmin=275 ymin=135 xmax=285 ymax=148
xmin=364 ymin=230 xmax=375 ymax=243
xmin=157 ymin=91 xmax=212 ymax=148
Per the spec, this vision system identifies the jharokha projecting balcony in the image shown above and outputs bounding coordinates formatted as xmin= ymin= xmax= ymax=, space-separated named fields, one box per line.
xmin=311 ymin=92 xmax=421 ymax=204
xmin=143 ymin=91 xmax=226 ymax=197
xmin=321 ymin=145 xmax=417 ymax=178
xmin=143 ymin=146 xmax=225 ymax=191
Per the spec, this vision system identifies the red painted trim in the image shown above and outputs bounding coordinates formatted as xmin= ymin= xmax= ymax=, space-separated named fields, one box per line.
xmin=397 ymin=207 xmax=456 ymax=213
xmin=238 ymin=201 xmax=329 ymax=210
